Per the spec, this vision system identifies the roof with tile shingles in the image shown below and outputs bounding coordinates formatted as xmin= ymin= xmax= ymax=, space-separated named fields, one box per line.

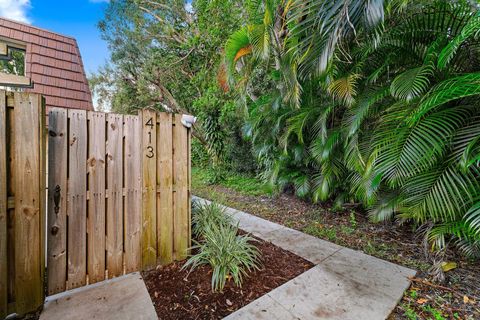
xmin=0 ymin=17 xmax=93 ymax=110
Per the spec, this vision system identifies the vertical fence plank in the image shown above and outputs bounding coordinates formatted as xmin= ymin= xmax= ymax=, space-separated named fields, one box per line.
xmin=124 ymin=115 xmax=142 ymax=273
xmin=87 ymin=112 xmax=106 ymax=284
xmin=6 ymin=94 xmax=15 ymax=313
xmin=47 ymin=108 xmax=68 ymax=295
xmin=0 ymin=91 xmax=7 ymax=318
xmin=67 ymin=109 xmax=87 ymax=289
xmin=157 ymin=112 xmax=173 ymax=264
xmin=173 ymin=115 xmax=189 ymax=260
xmin=141 ymin=109 xmax=157 ymax=269
xmin=39 ymin=97 xmax=46 ymax=312
xmin=106 ymin=113 xmax=123 ymax=277
xmin=13 ymin=92 xmax=44 ymax=314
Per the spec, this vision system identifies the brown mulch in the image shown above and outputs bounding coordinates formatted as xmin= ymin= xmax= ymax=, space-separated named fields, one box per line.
xmin=142 ymin=237 xmax=313 ymax=320
xmin=194 ymin=183 xmax=480 ymax=320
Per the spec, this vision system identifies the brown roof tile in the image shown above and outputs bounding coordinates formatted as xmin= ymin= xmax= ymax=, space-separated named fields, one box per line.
xmin=0 ymin=17 xmax=93 ymax=110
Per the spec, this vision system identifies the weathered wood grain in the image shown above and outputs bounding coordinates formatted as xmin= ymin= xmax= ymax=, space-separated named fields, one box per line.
xmin=47 ymin=108 xmax=68 ymax=295
xmin=67 ymin=109 xmax=87 ymax=289
xmin=2 ymin=101 xmax=192 ymax=304
xmin=0 ymin=91 xmax=7 ymax=318
xmin=13 ymin=92 xmax=44 ymax=314
xmin=157 ymin=112 xmax=173 ymax=264
xmin=87 ymin=112 xmax=106 ymax=284
xmin=106 ymin=113 xmax=123 ymax=277
xmin=38 ymin=97 xmax=46 ymax=312
xmin=173 ymin=115 xmax=189 ymax=260
xmin=141 ymin=110 xmax=157 ymax=269
xmin=124 ymin=115 xmax=142 ymax=273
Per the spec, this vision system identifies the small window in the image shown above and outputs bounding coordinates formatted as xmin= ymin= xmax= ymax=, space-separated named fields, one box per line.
xmin=0 ymin=46 xmax=26 ymax=76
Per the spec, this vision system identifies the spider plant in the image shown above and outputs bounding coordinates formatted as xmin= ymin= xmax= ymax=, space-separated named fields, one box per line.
xmin=183 ymin=221 xmax=261 ymax=292
xmin=191 ymin=200 xmax=234 ymax=237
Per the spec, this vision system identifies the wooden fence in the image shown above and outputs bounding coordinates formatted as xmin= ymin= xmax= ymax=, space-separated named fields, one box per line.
xmin=0 ymin=91 xmax=192 ymax=318
xmin=0 ymin=92 xmax=46 ymax=317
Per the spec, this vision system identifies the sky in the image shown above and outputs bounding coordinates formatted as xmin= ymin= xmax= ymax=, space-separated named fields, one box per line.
xmin=0 ymin=0 xmax=110 ymax=76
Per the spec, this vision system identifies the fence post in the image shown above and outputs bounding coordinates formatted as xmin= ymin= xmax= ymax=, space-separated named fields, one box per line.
xmin=173 ymin=114 xmax=189 ymax=260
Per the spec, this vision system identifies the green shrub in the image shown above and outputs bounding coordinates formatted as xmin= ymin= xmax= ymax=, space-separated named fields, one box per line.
xmin=186 ymin=201 xmax=261 ymax=292
xmin=191 ymin=201 xmax=233 ymax=237
xmin=183 ymin=222 xmax=260 ymax=292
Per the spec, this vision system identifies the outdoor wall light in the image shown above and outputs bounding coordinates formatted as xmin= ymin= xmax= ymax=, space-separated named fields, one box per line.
xmin=181 ymin=114 xmax=197 ymax=128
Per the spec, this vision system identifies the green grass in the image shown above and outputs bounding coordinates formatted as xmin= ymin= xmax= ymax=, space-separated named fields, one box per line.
xmin=362 ymin=241 xmax=393 ymax=260
xmin=303 ymin=222 xmax=340 ymax=243
xmin=192 ymin=167 xmax=273 ymax=197
xmin=400 ymin=289 xmax=454 ymax=320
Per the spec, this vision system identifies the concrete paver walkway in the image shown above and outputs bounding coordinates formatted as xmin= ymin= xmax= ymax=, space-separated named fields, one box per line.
xmin=194 ymin=197 xmax=416 ymax=320
xmin=39 ymin=273 xmax=157 ymax=320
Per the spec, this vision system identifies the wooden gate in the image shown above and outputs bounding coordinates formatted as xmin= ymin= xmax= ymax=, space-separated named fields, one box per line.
xmin=46 ymin=108 xmax=192 ymax=295
xmin=0 ymin=91 xmax=192 ymax=318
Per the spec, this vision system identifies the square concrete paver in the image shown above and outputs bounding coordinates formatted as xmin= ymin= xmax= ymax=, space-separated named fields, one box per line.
xmin=261 ymin=227 xmax=343 ymax=264
xmin=321 ymin=247 xmax=415 ymax=298
xmin=40 ymin=273 xmax=157 ymax=320
xmin=226 ymin=247 xmax=415 ymax=320
xmin=267 ymin=264 xmax=406 ymax=320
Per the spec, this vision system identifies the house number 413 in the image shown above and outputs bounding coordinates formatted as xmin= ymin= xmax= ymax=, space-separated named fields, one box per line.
xmin=145 ymin=117 xmax=155 ymax=158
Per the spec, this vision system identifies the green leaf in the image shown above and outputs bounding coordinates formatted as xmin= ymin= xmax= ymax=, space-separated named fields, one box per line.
xmin=465 ymin=201 xmax=480 ymax=235
xmin=410 ymin=73 xmax=480 ymax=124
xmin=401 ymin=165 xmax=478 ymax=223
xmin=344 ymin=87 xmax=389 ymax=137
xmin=440 ymin=261 xmax=457 ymax=272
xmin=225 ymin=27 xmax=251 ymax=74
xmin=438 ymin=13 xmax=480 ymax=70
xmin=390 ymin=65 xmax=433 ymax=102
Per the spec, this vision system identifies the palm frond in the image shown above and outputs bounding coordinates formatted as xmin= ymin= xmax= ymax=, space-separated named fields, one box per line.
xmin=465 ymin=200 xmax=480 ymax=236
xmin=438 ymin=12 xmax=480 ymax=70
xmin=390 ymin=65 xmax=433 ymax=101
xmin=428 ymin=221 xmax=480 ymax=258
xmin=344 ymin=86 xmax=389 ymax=136
xmin=289 ymin=0 xmax=385 ymax=77
xmin=400 ymin=165 xmax=478 ymax=223
xmin=411 ymin=73 xmax=480 ymax=123
xmin=225 ymin=27 xmax=252 ymax=75
xmin=327 ymin=73 xmax=361 ymax=106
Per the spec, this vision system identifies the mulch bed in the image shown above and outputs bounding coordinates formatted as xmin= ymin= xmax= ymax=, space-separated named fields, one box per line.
xmin=142 ymin=236 xmax=313 ymax=320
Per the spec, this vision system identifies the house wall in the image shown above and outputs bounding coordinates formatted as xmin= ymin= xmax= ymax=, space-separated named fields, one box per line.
xmin=0 ymin=18 xmax=93 ymax=110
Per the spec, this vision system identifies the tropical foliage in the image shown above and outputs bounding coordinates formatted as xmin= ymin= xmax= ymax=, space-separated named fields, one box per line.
xmin=224 ymin=0 xmax=480 ymax=258
xmin=93 ymin=0 xmax=480 ymax=259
